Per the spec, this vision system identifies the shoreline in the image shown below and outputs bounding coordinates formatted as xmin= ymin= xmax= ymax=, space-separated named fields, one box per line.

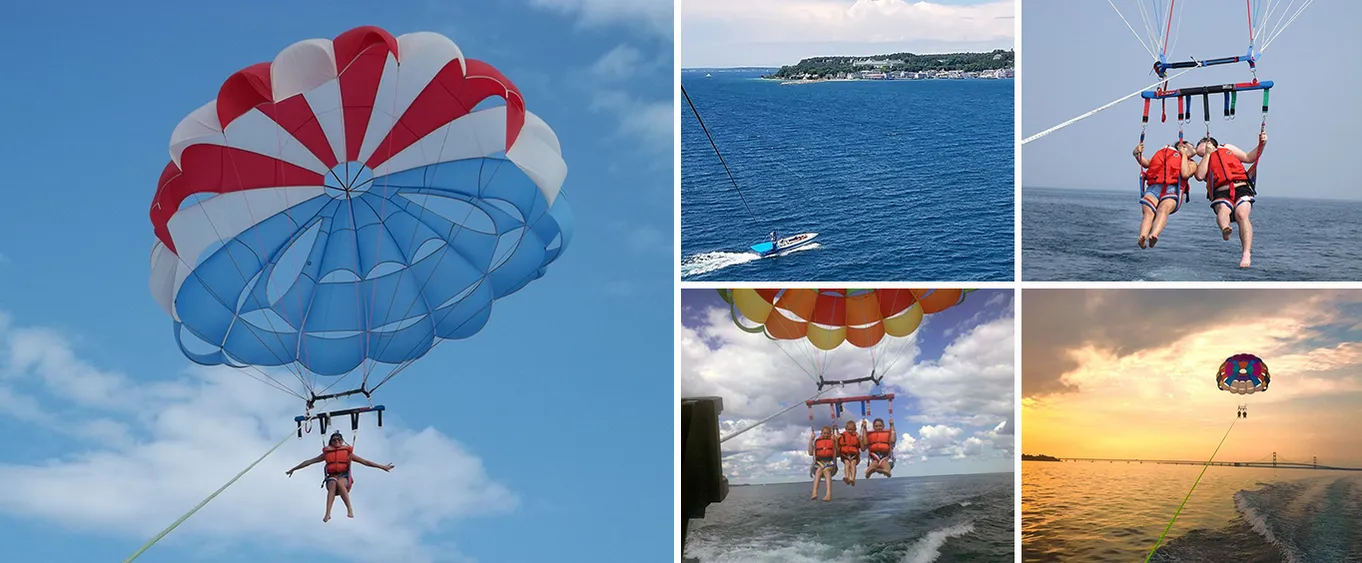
xmin=765 ymin=75 xmax=1015 ymax=85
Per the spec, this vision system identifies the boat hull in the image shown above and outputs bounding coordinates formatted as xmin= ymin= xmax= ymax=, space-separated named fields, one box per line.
xmin=750 ymin=233 xmax=818 ymax=256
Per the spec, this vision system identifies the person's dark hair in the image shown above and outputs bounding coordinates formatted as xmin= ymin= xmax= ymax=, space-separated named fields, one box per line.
xmin=329 ymin=431 xmax=344 ymax=442
xmin=873 ymin=418 xmax=885 ymax=425
xmin=1197 ymin=136 xmax=1219 ymax=148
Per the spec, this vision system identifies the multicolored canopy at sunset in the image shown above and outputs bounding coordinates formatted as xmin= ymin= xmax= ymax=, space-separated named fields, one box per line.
xmin=1217 ymin=353 xmax=1270 ymax=395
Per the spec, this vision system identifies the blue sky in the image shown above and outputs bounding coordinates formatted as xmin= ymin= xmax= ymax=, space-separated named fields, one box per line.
xmin=680 ymin=289 xmax=1015 ymax=484
xmin=681 ymin=0 xmax=1013 ymax=68
xmin=1021 ymin=1 xmax=1358 ymax=199
xmin=0 ymin=1 xmax=672 ymax=562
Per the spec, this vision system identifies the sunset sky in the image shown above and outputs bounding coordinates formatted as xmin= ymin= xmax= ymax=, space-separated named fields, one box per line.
xmin=1023 ymin=289 xmax=1362 ymax=466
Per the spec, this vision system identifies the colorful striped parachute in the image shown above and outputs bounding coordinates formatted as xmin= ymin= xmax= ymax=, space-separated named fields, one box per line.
xmin=1217 ymin=353 xmax=1269 ymax=395
xmin=148 ymin=26 xmax=572 ymax=405
xmin=720 ymin=289 xmax=967 ymax=349
xmin=716 ymin=289 xmax=970 ymax=380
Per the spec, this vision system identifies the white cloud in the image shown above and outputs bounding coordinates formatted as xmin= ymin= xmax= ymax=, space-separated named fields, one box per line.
xmin=590 ymin=45 xmax=647 ymax=80
xmin=530 ymin=0 xmax=674 ymax=37
xmin=0 ymin=313 xmax=515 ymax=563
xmin=683 ymin=0 xmax=1014 ymax=67
xmin=589 ymin=89 xmax=673 ymax=149
xmin=891 ymin=317 xmax=1016 ymax=423
xmin=685 ymin=0 xmax=1012 ymax=43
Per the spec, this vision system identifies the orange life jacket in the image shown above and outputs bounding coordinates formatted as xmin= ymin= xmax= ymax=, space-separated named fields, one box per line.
xmin=814 ymin=437 xmax=836 ymax=459
xmin=867 ymin=429 xmax=894 ymax=454
xmin=1207 ymin=147 xmax=1250 ymax=190
xmin=323 ymin=445 xmax=352 ymax=475
xmin=1144 ymin=146 xmax=1187 ymax=193
xmin=838 ymin=432 xmax=861 ymax=456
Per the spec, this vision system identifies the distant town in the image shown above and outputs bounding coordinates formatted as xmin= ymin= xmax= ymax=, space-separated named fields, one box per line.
xmin=761 ymin=49 xmax=1014 ymax=84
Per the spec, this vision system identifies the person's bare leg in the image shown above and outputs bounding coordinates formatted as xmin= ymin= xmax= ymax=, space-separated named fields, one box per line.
xmin=324 ymin=481 xmax=337 ymax=522
xmin=1236 ymin=204 xmax=1253 ymax=268
xmin=1138 ymin=202 xmax=1155 ymax=248
xmin=1150 ymin=199 xmax=1177 ymax=246
xmin=1216 ymin=205 xmax=1233 ymax=239
xmin=336 ymin=481 xmax=354 ymax=518
xmin=812 ymin=468 xmax=820 ymax=499
xmin=822 ymin=472 xmax=832 ymax=501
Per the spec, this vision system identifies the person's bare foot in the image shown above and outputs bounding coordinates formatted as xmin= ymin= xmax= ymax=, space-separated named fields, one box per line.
xmin=822 ymin=495 xmax=831 ymax=502
xmin=1138 ymin=236 xmax=1147 ymax=249
xmin=1240 ymin=256 xmax=1251 ymax=268
xmin=347 ymin=511 xmax=354 ymax=518
xmin=1149 ymin=235 xmax=1158 ymax=248
xmin=323 ymin=514 xmax=331 ymax=523
xmin=811 ymin=495 xmax=818 ymax=500
xmin=1222 ymin=227 xmax=1233 ymax=240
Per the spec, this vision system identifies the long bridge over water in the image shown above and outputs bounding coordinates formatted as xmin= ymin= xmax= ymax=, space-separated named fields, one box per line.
xmin=1060 ymin=452 xmax=1362 ymax=471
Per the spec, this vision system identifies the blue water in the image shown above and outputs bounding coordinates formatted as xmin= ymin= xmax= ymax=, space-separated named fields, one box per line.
xmin=681 ymin=70 xmax=1014 ymax=281
xmin=685 ymin=472 xmax=1014 ymax=563
xmin=1022 ymin=187 xmax=1362 ymax=281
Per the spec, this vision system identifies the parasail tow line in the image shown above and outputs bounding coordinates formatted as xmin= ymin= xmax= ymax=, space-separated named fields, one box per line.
xmin=720 ymin=387 xmax=831 ymax=444
xmin=681 ymin=85 xmax=764 ymax=228
xmin=1142 ymin=417 xmax=1237 ymax=563
xmin=123 ymin=431 xmax=294 ymax=562
xmin=1021 ymin=66 xmax=1198 ymax=146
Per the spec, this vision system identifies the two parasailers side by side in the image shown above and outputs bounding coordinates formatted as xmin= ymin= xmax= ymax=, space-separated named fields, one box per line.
xmin=1133 ymin=132 xmax=1267 ymax=268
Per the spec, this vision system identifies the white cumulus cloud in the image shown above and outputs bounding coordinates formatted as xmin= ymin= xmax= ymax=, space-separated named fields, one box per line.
xmin=0 ymin=313 xmax=516 ymax=563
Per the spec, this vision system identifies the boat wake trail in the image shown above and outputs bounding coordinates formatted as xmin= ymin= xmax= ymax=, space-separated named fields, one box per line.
xmin=1153 ymin=476 xmax=1362 ymax=563
xmin=681 ymin=244 xmax=821 ymax=278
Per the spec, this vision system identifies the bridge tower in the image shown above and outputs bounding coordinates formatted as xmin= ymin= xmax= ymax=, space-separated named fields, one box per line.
xmin=1314 ymin=456 xmax=1317 ymax=468
xmin=1272 ymin=452 xmax=1277 ymax=467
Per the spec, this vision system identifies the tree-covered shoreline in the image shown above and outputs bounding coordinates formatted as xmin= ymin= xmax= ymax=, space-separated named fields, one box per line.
xmin=763 ymin=49 xmax=1014 ymax=79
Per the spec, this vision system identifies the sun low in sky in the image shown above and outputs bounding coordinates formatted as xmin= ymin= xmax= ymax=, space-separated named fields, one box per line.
xmin=681 ymin=289 xmax=1016 ymax=483
xmin=1023 ymin=289 xmax=1362 ymax=466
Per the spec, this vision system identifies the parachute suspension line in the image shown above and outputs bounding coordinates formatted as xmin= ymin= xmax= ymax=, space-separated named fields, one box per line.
xmin=212 ymin=145 xmax=319 ymax=392
xmin=365 ymin=161 xmax=556 ymax=398
xmin=359 ymin=110 xmax=494 ymax=390
xmin=1161 ymin=0 xmax=1177 ymax=60
xmin=123 ymin=431 xmax=294 ymax=562
xmin=720 ymin=386 xmax=831 ymax=444
xmin=162 ymin=266 xmax=306 ymax=399
xmin=165 ymin=244 xmax=309 ymax=400
xmin=1257 ymin=0 xmax=1313 ymax=54
xmin=1021 ymin=66 xmax=1198 ymax=145
xmin=681 ymin=85 xmax=763 ymax=226
xmin=1106 ymin=0 xmax=1160 ymax=62
xmin=355 ymin=88 xmax=408 ymax=392
xmin=1142 ymin=417 xmax=1238 ymax=563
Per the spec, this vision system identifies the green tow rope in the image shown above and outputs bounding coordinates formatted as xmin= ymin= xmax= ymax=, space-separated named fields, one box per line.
xmin=1142 ymin=417 xmax=1237 ymax=562
xmin=123 ymin=432 xmax=294 ymax=562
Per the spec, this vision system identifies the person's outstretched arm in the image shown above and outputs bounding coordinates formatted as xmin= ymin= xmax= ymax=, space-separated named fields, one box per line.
xmin=286 ymin=454 xmax=324 ymax=476
xmin=350 ymin=454 xmax=395 ymax=471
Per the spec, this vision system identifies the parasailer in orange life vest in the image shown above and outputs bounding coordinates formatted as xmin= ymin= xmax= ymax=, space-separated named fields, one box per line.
xmin=1132 ymin=140 xmax=1197 ymax=249
xmin=1195 ymin=132 xmax=1267 ymax=268
xmin=837 ymin=420 xmax=864 ymax=486
xmin=862 ymin=418 xmax=896 ymax=478
xmin=809 ymin=426 xmax=839 ymax=501
xmin=286 ymin=431 xmax=395 ymax=522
